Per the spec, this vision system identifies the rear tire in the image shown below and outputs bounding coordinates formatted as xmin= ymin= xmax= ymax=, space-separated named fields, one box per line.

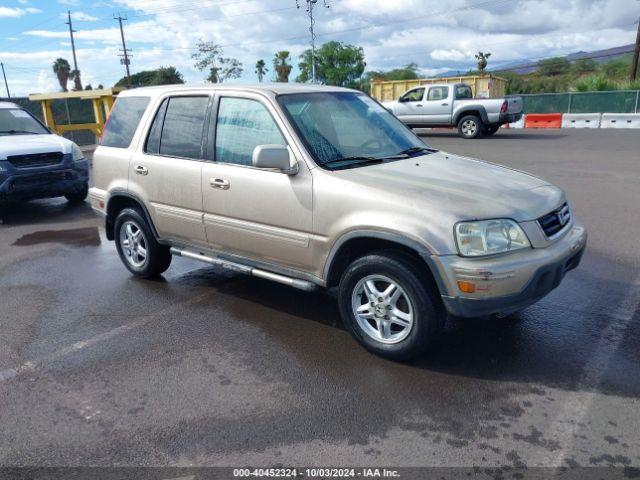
xmin=482 ymin=125 xmax=500 ymax=136
xmin=338 ymin=251 xmax=445 ymax=361
xmin=114 ymin=207 xmax=172 ymax=278
xmin=65 ymin=183 xmax=88 ymax=203
xmin=458 ymin=115 xmax=482 ymax=139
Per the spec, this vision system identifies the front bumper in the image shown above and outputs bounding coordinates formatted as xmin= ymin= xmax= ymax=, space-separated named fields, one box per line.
xmin=433 ymin=222 xmax=587 ymax=318
xmin=0 ymin=157 xmax=88 ymax=201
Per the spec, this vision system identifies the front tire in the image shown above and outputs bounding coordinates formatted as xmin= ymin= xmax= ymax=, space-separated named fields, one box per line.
xmin=65 ymin=183 xmax=88 ymax=203
xmin=338 ymin=251 xmax=445 ymax=361
xmin=458 ymin=115 xmax=482 ymax=139
xmin=114 ymin=208 xmax=172 ymax=278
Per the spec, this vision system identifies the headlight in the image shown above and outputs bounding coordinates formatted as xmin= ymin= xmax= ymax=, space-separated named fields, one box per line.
xmin=455 ymin=219 xmax=530 ymax=257
xmin=71 ymin=143 xmax=84 ymax=161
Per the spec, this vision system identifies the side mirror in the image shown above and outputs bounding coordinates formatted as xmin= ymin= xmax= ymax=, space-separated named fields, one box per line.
xmin=398 ymin=96 xmax=407 ymax=103
xmin=252 ymin=144 xmax=298 ymax=175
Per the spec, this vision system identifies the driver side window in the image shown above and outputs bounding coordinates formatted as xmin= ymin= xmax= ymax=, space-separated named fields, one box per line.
xmin=400 ymin=88 xmax=425 ymax=103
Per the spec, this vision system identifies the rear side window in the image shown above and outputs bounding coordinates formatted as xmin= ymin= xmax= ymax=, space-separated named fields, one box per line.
xmin=455 ymin=85 xmax=473 ymax=99
xmin=145 ymin=99 xmax=168 ymax=155
xmin=427 ymin=87 xmax=449 ymax=101
xmin=158 ymin=96 xmax=209 ymax=159
xmin=101 ymin=96 xmax=150 ymax=148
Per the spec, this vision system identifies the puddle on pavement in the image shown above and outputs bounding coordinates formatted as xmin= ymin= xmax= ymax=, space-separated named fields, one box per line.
xmin=12 ymin=227 xmax=101 ymax=247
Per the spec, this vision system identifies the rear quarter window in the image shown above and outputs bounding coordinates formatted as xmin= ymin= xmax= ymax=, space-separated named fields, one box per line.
xmin=101 ymin=96 xmax=150 ymax=148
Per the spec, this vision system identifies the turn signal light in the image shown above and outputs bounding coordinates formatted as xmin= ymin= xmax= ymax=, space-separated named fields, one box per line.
xmin=457 ymin=281 xmax=476 ymax=293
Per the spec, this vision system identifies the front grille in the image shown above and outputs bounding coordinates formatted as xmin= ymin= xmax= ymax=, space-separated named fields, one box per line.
xmin=538 ymin=203 xmax=571 ymax=238
xmin=11 ymin=171 xmax=71 ymax=187
xmin=7 ymin=151 xmax=64 ymax=169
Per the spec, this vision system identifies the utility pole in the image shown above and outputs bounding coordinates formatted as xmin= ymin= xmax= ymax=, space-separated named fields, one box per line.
xmin=632 ymin=16 xmax=640 ymax=82
xmin=1 ymin=63 xmax=9 ymax=98
xmin=296 ymin=0 xmax=330 ymax=83
xmin=65 ymin=10 xmax=82 ymax=90
xmin=114 ymin=13 xmax=132 ymax=88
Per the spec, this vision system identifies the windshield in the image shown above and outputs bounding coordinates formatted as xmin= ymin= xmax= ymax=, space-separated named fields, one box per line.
xmin=0 ymin=108 xmax=49 ymax=136
xmin=278 ymin=92 xmax=431 ymax=170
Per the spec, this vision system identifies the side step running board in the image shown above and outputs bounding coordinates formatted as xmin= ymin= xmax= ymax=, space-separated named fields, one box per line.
xmin=170 ymin=247 xmax=317 ymax=292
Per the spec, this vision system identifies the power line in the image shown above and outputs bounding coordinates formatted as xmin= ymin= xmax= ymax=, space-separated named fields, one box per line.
xmin=65 ymin=10 xmax=82 ymax=90
xmin=1 ymin=63 xmax=10 ymax=98
xmin=631 ymin=16 xmax=640 ymax=81
xmin=114 ymin=13 xmax=132 ymax=87
xmin=296 ymin=0 xmax=331 ymax=83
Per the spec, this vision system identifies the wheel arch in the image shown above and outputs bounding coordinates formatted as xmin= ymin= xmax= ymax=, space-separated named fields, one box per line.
xmin=324 ymin=230 xmax=447 ymax=296
xmin=454 ymin=106 xmax=489 ymax=125
xmin=105 ymin=192 xmax=159 ymax=241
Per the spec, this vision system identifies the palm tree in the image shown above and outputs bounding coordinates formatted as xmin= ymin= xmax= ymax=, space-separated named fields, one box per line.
xmin=273 ymin=51 xmax=292 ymax=83
xmin=255 ymin=59 xmax=268 ymax=83
xmin=52 ymin=58 xmax=71 ymax=92
xmin=475 ymin=52 xmax=491 ymax=75
xmin=69 ymin=69 xmax=82 ymax=91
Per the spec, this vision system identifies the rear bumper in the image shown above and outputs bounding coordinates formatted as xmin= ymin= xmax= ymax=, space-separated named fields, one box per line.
xmin=434 ymin=222 xmax=587 ymax=318
xmin=0 ymin=158 xmax=88 ymax=201
xmin=497 ymin=112 xmax=523 ymax=125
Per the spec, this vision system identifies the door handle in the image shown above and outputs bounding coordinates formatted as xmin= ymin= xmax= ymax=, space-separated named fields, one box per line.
xmin=210 ymin=178 xmax=230 ymax=190
xmin=134 ymin=165 xmax=148 ymax=176
xmin=416 ymin=104 xmax=423 ymax=107
xmin=441 ymin=103 xmax=449 ymax=106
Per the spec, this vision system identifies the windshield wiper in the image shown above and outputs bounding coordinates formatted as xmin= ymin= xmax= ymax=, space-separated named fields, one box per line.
xmin=396 ymin=146 xmax=438 ymax=157
xmin=323 ymin=156 xmax=386 ymax=168
xmin=0 ymin=129 xmax=41 ymax=135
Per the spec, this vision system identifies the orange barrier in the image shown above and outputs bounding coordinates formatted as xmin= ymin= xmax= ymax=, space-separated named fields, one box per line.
xmin=525 ymin=113 xmax=562 ymax=129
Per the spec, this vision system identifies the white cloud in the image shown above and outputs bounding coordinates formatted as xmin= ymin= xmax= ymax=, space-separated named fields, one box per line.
xmin=0 ymin=6 xmax=40 ymax=17
xmin=4 ymin=0 xmax=639 ymax=96
xmin=60 ymin=11 xmax=99 ymax=21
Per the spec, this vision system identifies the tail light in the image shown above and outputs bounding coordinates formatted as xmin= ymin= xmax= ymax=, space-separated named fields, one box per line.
xmin=500 ymin=100 xmax=508 ymax=113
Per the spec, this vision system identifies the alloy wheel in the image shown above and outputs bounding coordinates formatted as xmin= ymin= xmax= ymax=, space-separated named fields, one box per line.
xmin=351 ymin=274 xmax=414 ymax=344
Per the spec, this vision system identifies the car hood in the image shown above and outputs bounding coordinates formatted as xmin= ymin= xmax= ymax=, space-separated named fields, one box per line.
xmin=0 ymin=134 xmax=72 ymax=160
xmin=331 ymin=151 xmax=564 ymax=222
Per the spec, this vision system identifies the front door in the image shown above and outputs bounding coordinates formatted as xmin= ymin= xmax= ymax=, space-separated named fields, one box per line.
xmin=201 ymin=93 xmax=313 ymax=270
xmin=128 ymin=94 xmax=210 ymax=245
xmin=393 ymin=87 xmax=426 ymax=125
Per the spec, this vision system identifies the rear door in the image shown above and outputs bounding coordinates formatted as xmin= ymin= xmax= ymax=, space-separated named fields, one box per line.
xmin=128 ymin=93 xmax=211 ymax=245
xmin=200 ymin=92 xmax=313 ymax=270
xmin=422 ymin=86 xmax=452 ymax=124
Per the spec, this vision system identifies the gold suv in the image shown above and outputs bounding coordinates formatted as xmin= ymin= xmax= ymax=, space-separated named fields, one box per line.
xmin=90 ymin=85 xmax=586 ymax=360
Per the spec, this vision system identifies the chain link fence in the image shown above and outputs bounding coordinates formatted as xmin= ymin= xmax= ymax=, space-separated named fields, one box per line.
xmin=0 ymin=96 xmax=97 ymax=145
xmin=521 ymin=90 xmax=640 ymax=114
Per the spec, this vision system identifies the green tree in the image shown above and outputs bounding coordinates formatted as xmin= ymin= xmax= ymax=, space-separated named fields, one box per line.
xmin=255 ymin=59 xmax=268 ymax=82
xmin=192 ymin=40 xmax=243 ymax=83
xmin=571 ymin=58 xmax=597 ymax=74
xmin=52 ymin=58 xmax=71 ymax=92
xmin=296 ymin=41 xmax=366 ymax=88
xmin=273 ymin=51 xmax=292 ymax=82
xmin=115 ymin=67 xmax=184 ymax=87
xmin=537 ymin=57 xmax=570 ymax=76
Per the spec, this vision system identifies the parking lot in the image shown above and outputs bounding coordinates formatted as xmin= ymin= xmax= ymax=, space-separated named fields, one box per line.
xmin=0 ymin=129 xmax=638 ymax=469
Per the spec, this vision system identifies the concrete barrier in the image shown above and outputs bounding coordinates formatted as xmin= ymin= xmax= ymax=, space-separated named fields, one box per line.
xmin=525 ymin=113 xmax=562 ymax=129
xmin=600 ymin=113 xmax=640 ymax=129
xmin=561 ymin=113 xmax=601 ymax=128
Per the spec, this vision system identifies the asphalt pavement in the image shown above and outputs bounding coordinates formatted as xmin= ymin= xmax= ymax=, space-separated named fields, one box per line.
xmin=0 ymin=129 xmax=638 ymax=471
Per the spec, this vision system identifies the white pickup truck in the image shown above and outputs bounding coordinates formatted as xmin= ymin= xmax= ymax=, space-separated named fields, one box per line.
xmin=382 ymin=83 xmax=523 ymax=139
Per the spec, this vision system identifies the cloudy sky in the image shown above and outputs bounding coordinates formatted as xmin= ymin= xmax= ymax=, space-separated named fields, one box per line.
xmin=0 ymin=0 xmax=638 ymax=96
